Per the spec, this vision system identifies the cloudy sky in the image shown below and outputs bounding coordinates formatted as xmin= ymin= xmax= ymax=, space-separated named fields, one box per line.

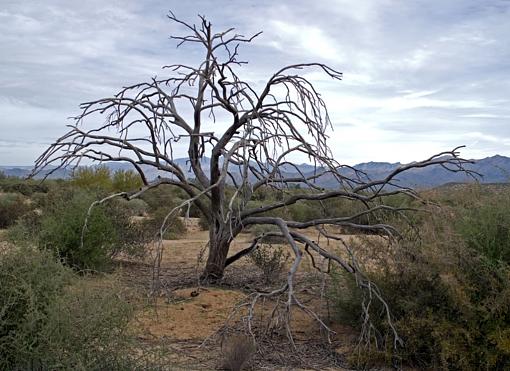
xmin=1 ymin=0 xmax=509 ymax=165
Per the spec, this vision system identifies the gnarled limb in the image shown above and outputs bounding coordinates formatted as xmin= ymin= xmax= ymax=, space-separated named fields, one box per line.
xmin=32 ymin=13 xmax=476 ymax=352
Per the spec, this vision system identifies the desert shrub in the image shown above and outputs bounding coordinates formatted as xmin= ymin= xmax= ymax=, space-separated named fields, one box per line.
xmin=114 ymin=197 xmax=149 ymax=217
xmin=106 ymin=198 xmax=152 ymax=258
xmin=141 ymin=184 xmax=203 ymax=217
xmin=250 ymin=186 xmax=274 ymax=202
xmin=42 ymin=277 xmax=135 ymax=369
xmin=140 ymin=185 xmax=179 ymax=210
xmin=11 ymin=188 xmax=149 ymax=271
xmin=288 ymin=200 xmax=324 ymax=222
xmin=249 ymin=243 xmax=290 ymax=284
xmin=329 ymin=210 xmax=510 ymax=370
xmin=243 ymin=196 xmax=293 ymax=221
xmin=455 ymin=187 xmax=510 ymax=265
xmin=0 ymin=248 xmax=146 ymax=370
xmin=29 ymin=181 xmax=76 ymax=210
xmin=0 ymin=174 xmax=49 ymax=196
xmin=0 ymin=247 xmax=74 ymax=368
xmin=198 ymin=213 xmax=210 ymax=230
xmin=37 ymin=191 xmax=118 ymax=270
xmin=1 ymin=181 xmax=49 ymax=196
xmin=0 ymin=193 xmax=32 ymax=228
xmin=71 ymin=165 xmax=113 ymax=192
xmin=143 ymin=207 xmax=186 ymax=240
xmin=329 ymin=268 xmax=363 ymax=326
xmin=111 ymin=169 xmax=143 ymax=192
xmin=249 ymin=224 xmax=287 ymax=244
xmin=72 ymin=166 xmax=146 ymax=194
xmin=6 ymin=209 xmax=41 ymax=244
xmin=324 ymin=197 xmax=367 ymax=219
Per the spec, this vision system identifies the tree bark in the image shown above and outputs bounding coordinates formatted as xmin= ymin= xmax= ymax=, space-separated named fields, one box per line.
xmin=201 ymin=228 xmax=231 ymax=282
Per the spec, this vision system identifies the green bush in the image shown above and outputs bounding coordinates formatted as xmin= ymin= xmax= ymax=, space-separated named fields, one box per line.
xmin=455 ymin=187 xmax=510 ymax=265
xmin=329 ymin=267 xmax=363 ymax=326
xmin=6 ymin=209 xmax=41 ymax=244
xmin=11 ymin=188 xmax=149 ymax=271
xmin=0 ymin=175 xmax=50 ymax=196
xmin=111 ymin=169 xmax=143 ymax=192
xmin=245 ymin=200 xmax=292 ymax=220
xmin=2 ymin=182 xmax=48 ymax=196
xmin=106 ymin=198 xmax=153 ymax=258
xmin=72 ymin=166 xmax=146 ymax=194
xmin=144 ymin=207 xmax=186 ymax=240
xmin=37 ymin=191 xmax=119 ymax=270
xmin=71 ymin=166 xmax=113 ymax=192
xmin=288 ymin=201 xmax=324 ymax=222
xmin=0 ymin=248 xmax=142 ymax=370
xmin=140 ymin=185 xmax=179 ymax=211
xmin=115 ymin=198 xmax=149 ymax=216
xmin=329 ymin=208 xmax=510 ymax=370
xmin=0 ymin=193 xmax=32 ymax=228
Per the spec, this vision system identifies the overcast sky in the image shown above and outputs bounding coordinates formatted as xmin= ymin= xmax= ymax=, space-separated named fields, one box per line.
xmin=1 ymin=0 xmax=509 ymax=165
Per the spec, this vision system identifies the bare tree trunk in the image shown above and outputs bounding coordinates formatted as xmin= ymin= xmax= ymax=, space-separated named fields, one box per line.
xmin=201 ymin=227 xmax=231 ymax=281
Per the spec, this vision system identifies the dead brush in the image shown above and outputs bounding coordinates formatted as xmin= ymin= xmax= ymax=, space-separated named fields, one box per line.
xmin=221 ymin=334 xmax=256 ymax=371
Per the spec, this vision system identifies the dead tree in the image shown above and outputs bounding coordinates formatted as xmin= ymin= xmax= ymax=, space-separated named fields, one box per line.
xmin=33 ymin=13 xmax=474 ymax=346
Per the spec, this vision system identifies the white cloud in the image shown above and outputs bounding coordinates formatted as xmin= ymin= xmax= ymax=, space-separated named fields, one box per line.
xmin=0 ymin=0 xmax=509 ymax=165
xmin=461 ymin=113 xmax=507 ymax=119
xmin=268 ymin=20 xmax=343 ymax=62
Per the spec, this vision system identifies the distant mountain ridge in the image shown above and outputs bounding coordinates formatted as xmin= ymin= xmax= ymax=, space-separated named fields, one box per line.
xmin=338 ymin=155 xmax=510 ymax=188
xmin=1 ymin=155 xmax=509 ymax=189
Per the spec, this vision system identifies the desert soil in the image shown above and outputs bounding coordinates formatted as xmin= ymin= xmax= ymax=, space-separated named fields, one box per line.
xmin=119 ymin=219 xmax=361 ymax=370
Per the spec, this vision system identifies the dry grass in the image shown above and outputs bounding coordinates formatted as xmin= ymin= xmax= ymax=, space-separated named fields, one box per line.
xmin=0 ymin=229 xmax=13 ymax=255
xmin=221 ymin=334 xmax=256 ymax=371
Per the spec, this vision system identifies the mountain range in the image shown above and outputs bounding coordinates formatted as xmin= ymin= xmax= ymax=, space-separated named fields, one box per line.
xmin=1 ymin=155 xmax=509 ymax=189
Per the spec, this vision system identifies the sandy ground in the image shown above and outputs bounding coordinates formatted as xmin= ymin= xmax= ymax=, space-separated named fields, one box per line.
xmin=123 ymin=219 xmax=361 ymax=369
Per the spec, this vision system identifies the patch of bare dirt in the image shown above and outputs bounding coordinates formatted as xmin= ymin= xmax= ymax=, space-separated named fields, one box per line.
xmin=117 ymin=219 xmax=361 ymax=369
xmin=134 ymin=288 xmax=246 ymax=341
